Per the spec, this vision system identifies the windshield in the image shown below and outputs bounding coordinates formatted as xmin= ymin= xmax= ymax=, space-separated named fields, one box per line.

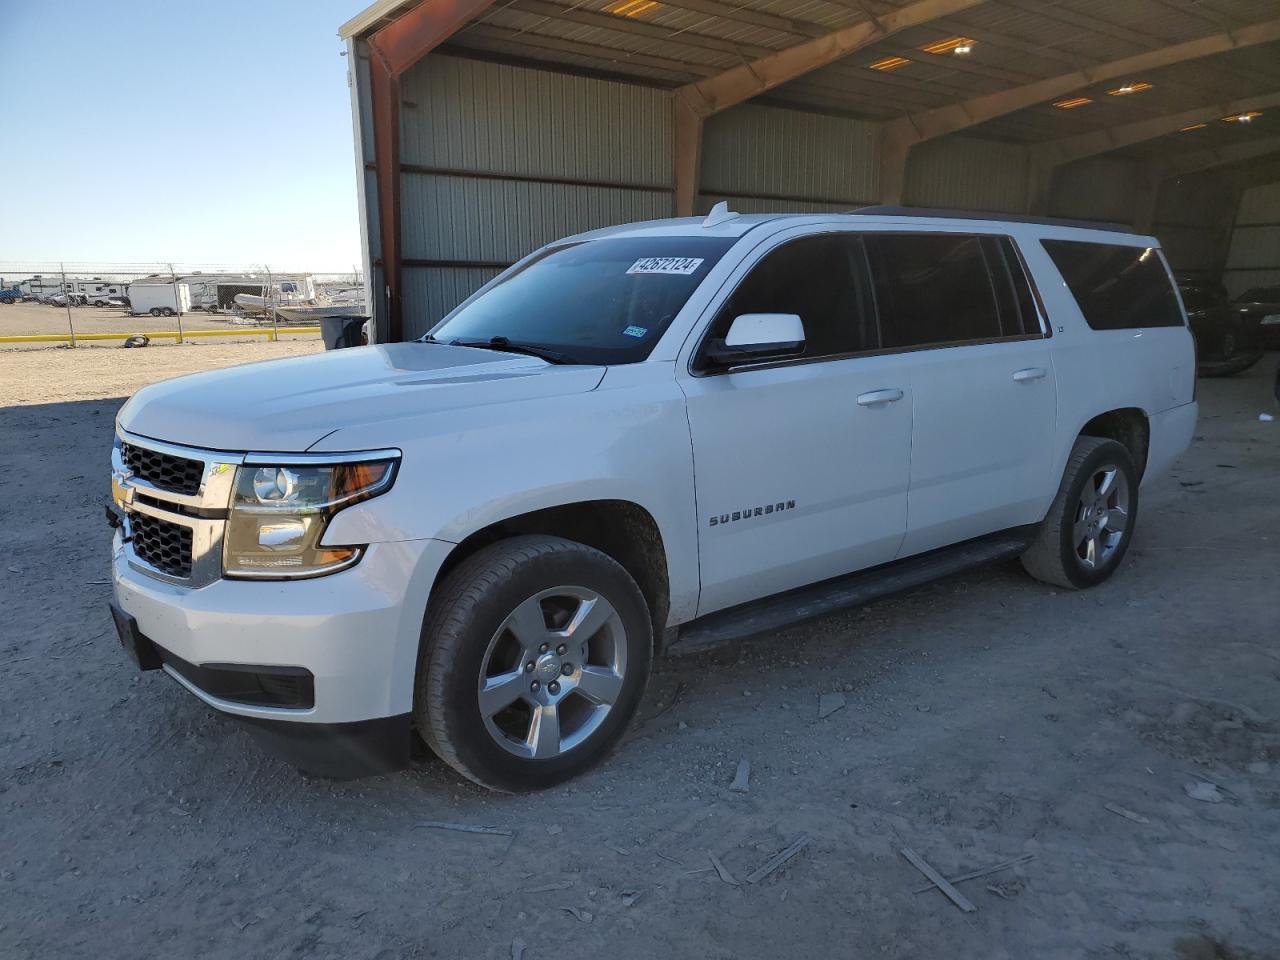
xmin=428 ymin=236 xmax=737 ymax=365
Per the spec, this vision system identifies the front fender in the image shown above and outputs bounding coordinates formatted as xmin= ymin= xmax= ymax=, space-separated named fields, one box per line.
xmin=319 ymin=366 xmax=700 ymax=622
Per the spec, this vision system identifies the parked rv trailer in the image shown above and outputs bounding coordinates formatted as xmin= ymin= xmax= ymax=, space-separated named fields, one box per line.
xmin=66 ymin=279 xmax=129 ymax=306
xmin=20 ymin=277 xmax=65 ymax=301
xmin=126 ymin=280 xmax=191 ymax=316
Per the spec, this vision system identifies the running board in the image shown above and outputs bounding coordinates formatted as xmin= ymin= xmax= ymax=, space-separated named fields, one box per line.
xmin=668 ymin=529 xmax=1036 ymax=655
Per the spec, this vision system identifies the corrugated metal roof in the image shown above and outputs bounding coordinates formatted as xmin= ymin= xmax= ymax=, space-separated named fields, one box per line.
xmin=347 ymin=0 xmax=1280 ymax=162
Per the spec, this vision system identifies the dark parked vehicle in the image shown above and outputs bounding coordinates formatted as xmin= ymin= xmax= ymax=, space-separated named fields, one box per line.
xmin=1180 ymin=283 xmax=1264 ymax=377
xmin=1233 ymin=285 xmax=1280 ymax=350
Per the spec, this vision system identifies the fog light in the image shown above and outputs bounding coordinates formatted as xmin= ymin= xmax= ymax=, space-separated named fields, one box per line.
xmin=257 ymin=519 xmax=307 ymax=550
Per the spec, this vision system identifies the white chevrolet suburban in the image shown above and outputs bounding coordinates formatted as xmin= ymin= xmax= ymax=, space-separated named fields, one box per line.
xmin=109 ymin=206 xmax=1198 ymax=789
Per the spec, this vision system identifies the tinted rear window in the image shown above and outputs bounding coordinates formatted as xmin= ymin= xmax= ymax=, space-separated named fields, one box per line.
xmin=867 ymin=234 xmax=1003 ymax=348
xmin=1041 ymin=239 xmax=1183 ymax=330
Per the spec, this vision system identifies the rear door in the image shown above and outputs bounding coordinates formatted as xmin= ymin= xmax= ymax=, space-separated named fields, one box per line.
xmin=865 ymin=232 xmax=1058 ymax=556
xmin=680 ymin=230 xmax=916 ymax=616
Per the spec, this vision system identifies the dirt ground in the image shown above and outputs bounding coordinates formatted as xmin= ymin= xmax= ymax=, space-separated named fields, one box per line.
xmin=0 ymin=302 xmax=320 ymax=349
xmin=1 ymin=343 xmax=1278 ymax=960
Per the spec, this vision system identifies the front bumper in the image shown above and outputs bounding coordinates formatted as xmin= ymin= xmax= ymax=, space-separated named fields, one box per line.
xmin=111 ymin=530 xmax=453 ymax=766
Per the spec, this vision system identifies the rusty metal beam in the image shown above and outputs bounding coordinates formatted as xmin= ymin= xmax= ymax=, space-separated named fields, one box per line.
xmin=673 ymin=0 xmax=986 ymax=118
xmin=670 ymin=0 xmax=985 ymax=215
xmin=364 ymin=0 xmax=499 ymax=341
xmin=883 ymin=17 xmax=1280 ymax=153
xmin=1155 ymin=135 xmax=1280 ymax=180
xmin=1031 ymin=91 xmax=1280 ymax=169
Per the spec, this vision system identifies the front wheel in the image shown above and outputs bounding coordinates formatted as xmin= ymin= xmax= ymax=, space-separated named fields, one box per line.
xmin=1021 ymin=436 xmax=1139 ymax=590
xmin=416 ymin=536 xmax=653 ymax=792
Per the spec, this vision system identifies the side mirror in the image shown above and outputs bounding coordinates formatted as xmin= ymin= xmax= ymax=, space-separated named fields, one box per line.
xmin=705 ymin=313 xmax=805 ymax=367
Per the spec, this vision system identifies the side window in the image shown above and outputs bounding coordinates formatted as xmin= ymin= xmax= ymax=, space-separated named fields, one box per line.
xmin=1040 ymin=239 xmax=1183 ymax=330
xmin=704 ymin=234 xmax=878 ymax=365
xmin=984 ymin=237 xmax=1042 ymax=337
xmin=867 ymin=234 xmax=1004 ymax=348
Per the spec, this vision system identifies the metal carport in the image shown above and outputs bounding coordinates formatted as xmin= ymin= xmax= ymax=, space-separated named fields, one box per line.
xmin=338 ymin=0 xmax=1280 ymax=343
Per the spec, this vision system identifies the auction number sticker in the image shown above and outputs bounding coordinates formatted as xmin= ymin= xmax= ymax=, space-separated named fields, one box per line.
xmin=627 ymin=257 xmax=704 ymax=276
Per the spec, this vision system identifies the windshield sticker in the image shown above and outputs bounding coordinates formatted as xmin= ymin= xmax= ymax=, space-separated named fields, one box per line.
xmin=622 ymin=325 xmax=648 ymax=338
xmin=627 ymin=257 xmax=704 ymax=276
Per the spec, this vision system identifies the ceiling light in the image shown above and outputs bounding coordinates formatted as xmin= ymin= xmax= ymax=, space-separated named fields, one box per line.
xmin=1053 ymin=97 xmax=1093 ymax=109
xmin=1221 ymin=111 xmax=1262 ymax=123
xmin=921 ymin=36 xmax=976 ymax=55
xmin=1179 ymin=122 xmax=1208 ymax=132
xmin=603 ymin=0 xmax=658 ymax=16
xmin=1107 ymin=82 xmax=1153 ymax=96
xmin=869 ymin=56 xmax=911 ymax=71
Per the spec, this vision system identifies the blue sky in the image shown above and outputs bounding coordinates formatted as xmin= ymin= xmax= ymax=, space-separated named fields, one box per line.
xmin=0 ymin=0 xmax=363 ymax=271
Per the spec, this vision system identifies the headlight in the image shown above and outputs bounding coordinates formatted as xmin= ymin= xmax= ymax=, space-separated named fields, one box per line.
xmin=223 ymin=454 xmax=399 ymax=579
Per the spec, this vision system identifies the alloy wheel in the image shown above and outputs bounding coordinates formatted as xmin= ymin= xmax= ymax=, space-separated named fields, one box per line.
xmin=477 ymin=586 xmax=627 ymax=760
xmin=1073 ymin=464 xmax=1130 ymax=570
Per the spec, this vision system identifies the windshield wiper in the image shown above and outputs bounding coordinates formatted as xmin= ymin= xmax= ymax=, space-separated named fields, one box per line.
xmin=447 ymin=336 xmax=573 ymax=365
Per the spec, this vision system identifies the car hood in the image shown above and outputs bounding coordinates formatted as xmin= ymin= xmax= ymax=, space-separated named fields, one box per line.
xmin=118 ymin=342 xmax=606 ymax=452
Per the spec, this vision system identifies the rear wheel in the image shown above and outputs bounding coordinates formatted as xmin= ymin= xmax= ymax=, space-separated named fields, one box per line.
xmin=416 ymin=536 xmax=652 ymax=792
xmin=1021 ymin=436 xmax=1139 ymax=589
xmin=149 ymin=307 xmax=161 ymax=317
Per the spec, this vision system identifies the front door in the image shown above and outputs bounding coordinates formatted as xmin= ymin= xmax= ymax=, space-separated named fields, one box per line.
xmin=679 ymin=231 xmax=915 ymax=616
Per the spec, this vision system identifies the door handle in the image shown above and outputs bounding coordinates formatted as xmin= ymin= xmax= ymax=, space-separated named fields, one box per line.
xmin=856 ymin=388 xmax=904 ymax=406
xmin=1012 ymin=367 xmax=1047 ymax=382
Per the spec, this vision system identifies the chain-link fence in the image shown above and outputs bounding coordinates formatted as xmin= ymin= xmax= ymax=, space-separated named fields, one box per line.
xmin=0 ymin=261 xmax=364 ymax=349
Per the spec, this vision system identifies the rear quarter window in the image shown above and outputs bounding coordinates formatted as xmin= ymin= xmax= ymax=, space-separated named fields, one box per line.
xmin=1041 ymin=239 xmax=1183 ymax=330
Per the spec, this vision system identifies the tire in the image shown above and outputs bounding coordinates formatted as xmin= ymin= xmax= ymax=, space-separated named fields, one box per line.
xmin=149 ymin=307 xmax=161 ymax=317
xmin=416 ymin=535 xmax=653 ymax=792
xmin=162 ymin=307 xmax=176 ymax=317
xmin=1021 ymin=436 xmax=1139 ymax=590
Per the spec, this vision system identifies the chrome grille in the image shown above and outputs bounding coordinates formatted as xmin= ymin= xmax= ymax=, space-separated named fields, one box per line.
xmin=130 ymin=512 xmax=194 ymax=579
xmin=121 ymin=442 xmax=204 ymax=496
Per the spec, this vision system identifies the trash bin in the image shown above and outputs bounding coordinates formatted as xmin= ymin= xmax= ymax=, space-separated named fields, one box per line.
xmin=319 ymin=315 xmax=368 ymax=350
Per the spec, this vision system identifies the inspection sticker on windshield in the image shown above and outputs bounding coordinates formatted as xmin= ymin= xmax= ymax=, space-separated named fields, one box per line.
xmin=627 ymin=257 xmax=704 ymax=276
xmin=622 ymin=325 xmax=648 ymax=338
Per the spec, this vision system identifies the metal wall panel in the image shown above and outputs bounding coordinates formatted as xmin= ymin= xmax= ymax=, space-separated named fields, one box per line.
xmin=401 ymin=265 xmax=504 ymax=340
xmin=1223 ymin=267 xmax=1280 ymax=299
xmin=698 ymin=193 xmax=849 ymax=215
xmin=1223 ymin=184 xmax=1280 ymax=297
xmin=400 ymin=173 xmax=672 ymax=262
xmin=1157 ymin=224 xmax=1221 ymax=271
xmin=1048 ymin=158 xmax=1138 ymax=225
xmin=904 ymin=137 xmax=1029 ymax=214
xmin=700 ymin=104 xmax=879 ymax=205
xmin=400 ymin=54 xmax=671 ymax=186
xmin=392 ymin=54 xmax=676 ymax=334
xmin=1235 ymin=182 xmax=1280 ymax=224
xmin=1225 ymin=223 xmax=1280 ymax=270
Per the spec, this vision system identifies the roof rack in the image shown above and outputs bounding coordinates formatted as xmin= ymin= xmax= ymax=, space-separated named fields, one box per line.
xmin=848 ymin=205 xmax=1137 ymax=235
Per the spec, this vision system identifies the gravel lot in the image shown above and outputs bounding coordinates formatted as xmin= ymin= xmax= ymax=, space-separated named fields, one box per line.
xmin=1 ymin=344 xmax=1278 ymax=959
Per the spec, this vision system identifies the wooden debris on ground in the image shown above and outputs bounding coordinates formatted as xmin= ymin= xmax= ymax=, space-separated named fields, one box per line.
xmin=818 ymin=692 xmax=846 ymax=719
xmin=562 ymin=906 xmax=592 ymax=923
xmin=1185 ymin=781 xmax=1224 ymax=803
xmin=417 ymin=820 xmax=513 ymax=838
xmin=746 ymin=834 xmax=811 ymax=884
xmin=1105 ymin=802 xmax=1150 ymax=824
xmin=730 ymin=758 xmax=751 ymax=793
xmin=709 ymin=853 xmax=741 ymax=886
xmin=900 ymin=847 xmax=977 ymax=913
xmin=527 ymin=880 xmax=574 ymax=893
xmin=911 ymin=853 xmax=1036 ymax=894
